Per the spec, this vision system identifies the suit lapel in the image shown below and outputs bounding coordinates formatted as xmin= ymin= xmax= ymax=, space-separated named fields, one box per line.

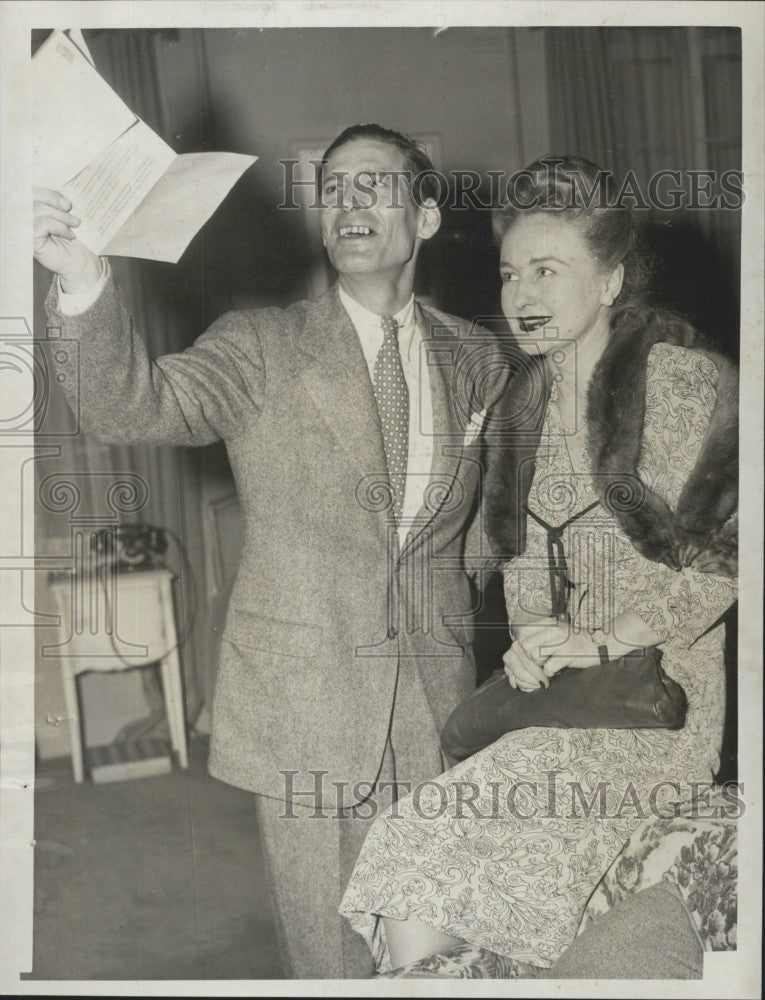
xmin=293 ymin=289 xmax=469 ymax=550
xmin=293 ymin=285 xmax=390 ymax=499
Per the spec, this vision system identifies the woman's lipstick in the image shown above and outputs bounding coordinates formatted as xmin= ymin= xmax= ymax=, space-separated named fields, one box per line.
xmin=517 ymin=316 xmax=552 ymax=333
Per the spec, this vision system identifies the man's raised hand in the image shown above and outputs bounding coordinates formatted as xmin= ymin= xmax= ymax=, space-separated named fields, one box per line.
xmin=33 ymin=187 xmax=102 ymax=292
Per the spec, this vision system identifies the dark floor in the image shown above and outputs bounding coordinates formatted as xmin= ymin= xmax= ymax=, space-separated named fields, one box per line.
xmin=27 ymin=736 xmax=285 ymax=981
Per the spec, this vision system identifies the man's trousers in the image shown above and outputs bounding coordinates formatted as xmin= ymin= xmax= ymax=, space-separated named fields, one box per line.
xmin=253 ymin=656 xmax=446 ymax=979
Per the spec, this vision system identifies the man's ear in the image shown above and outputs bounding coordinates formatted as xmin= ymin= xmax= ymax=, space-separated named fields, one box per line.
xmin=602 ymin=262 xmax=624 ymax=306
xmin=417 ymin=198 xmax=441 ymax=242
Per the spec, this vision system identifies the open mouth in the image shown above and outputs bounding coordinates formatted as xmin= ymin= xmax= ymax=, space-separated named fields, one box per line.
xmin=338 ymin=225 xmax=375 ymax=238
xmin=517 ymin=315 xmax=552 ymax=333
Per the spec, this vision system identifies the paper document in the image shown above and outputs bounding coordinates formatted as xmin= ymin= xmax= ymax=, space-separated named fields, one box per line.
xmin=102 ymin=152 xmax=258 ymax=263
xmin=61 ymin=121 xmax=176 ymax=255
xmin=33 ymin=30 xmax=257 ymax=262
xmin=33 ymin=30 xmax=137 ymax=190
xmin=66 ymin=28 xmax=95 ymax=66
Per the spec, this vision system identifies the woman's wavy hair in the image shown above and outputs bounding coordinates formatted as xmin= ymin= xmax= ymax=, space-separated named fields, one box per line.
xmin=492 ymin=155 xmax=653 ymax=319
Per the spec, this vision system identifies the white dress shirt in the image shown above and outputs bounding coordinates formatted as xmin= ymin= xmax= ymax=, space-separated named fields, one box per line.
xmin=56 ymin=257 xmax=109 ymax=314
xmin=58 ymin=265 xmax=436 ymax=534
xmin=338 ymin=285 xmax=434 ymax=536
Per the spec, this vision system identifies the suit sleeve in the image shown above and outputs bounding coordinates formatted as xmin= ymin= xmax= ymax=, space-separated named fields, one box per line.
xmin=615 ymin=345 xmax=737 ymax=649
xmin=462 ymin=335 xmax=514 ymax=580
xmin=44 ymin=272 xmax=265 ymax=446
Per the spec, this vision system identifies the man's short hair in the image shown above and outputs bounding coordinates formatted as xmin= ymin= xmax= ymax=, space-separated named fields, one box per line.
xmin=321 ymin=123 xmax=439 ymax=206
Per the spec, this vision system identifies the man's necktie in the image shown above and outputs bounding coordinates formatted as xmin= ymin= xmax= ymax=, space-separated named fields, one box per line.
xmin=373 ymin=314 xmax=409 ymax=523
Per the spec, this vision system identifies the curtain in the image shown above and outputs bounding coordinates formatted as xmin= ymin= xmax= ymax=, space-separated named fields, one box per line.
xmin=545 ymin=27 xmax=741 ymax=354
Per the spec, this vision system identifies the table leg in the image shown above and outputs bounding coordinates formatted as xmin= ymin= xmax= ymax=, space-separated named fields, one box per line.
xmin=61 ymin=662 xmax=84 ymax=783
xmin=160 ymin=652 xmax=188 ymax=769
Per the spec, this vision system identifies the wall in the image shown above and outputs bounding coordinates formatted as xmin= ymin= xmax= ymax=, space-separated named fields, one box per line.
xmin=155 ymin=27 xmax=547 ymax=318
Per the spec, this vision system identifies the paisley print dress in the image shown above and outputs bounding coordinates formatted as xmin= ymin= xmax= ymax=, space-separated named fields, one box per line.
xmin=339 ymin=344 xmax=737 ymax=972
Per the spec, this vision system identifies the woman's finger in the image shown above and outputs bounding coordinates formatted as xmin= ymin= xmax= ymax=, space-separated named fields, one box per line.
xmin=543 ymin=648 xmax=598 ymax=677
xmin=506 ymin=662 xmax=537 ymax=693
xmin=517 ymin=624 xmax=565 ymax=666
xmin=518 ymin=625 xmax=560 ymax=666
xmin=504 ymin=655 xmax=535 ymax=692
xmin=506 ymin=644 xmax=548 ymax=690
xmin=543 ymin=656 xmax=568 ymax=678
xmin=512 ymin=640 xmax=549 ymax=680
xmin=503 ymin=666 xmax=518 ymax=689
xmin=516 ymin=675 xmax=541 ymax=693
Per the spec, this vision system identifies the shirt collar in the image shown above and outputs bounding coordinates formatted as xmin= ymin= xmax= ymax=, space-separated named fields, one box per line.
xmin=338 ymin=284 xmax=417 ymax=364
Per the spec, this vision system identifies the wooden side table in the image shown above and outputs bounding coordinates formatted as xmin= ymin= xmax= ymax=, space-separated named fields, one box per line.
xmin=48 ymin=567 xmax=188 ymax=782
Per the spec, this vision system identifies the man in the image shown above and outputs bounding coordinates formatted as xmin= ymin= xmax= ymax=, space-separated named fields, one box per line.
xmin=34 ymin=123 xmax=509 ymax=978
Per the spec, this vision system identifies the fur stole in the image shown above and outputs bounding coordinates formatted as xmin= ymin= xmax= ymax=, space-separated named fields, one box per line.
xmin=484 ymin=307 xmax=738 ymax=576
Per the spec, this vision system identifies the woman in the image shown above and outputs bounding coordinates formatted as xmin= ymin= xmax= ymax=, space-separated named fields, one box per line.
xmin=339 ymin=156 xmax=738 ymax=973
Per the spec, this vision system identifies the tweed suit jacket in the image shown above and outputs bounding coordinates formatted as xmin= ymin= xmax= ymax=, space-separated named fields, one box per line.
xmin=46 ymin=279 xmax=510 ymax=806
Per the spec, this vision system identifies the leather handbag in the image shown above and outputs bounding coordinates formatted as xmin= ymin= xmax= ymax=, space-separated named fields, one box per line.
xmin=440 ymin=646 xmax=688 ymax=762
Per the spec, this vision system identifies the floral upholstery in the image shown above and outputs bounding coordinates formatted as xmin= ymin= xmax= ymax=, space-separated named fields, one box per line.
xmin=580 ymin=791 xmax=738 ymax=952
xmin=378 ymin=943 xmax=543 ymax=980
xmin=381 ymin=789 xmax=737 ymax=979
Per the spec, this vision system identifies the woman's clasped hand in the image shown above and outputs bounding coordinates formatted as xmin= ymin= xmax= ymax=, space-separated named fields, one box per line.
xmin=503 ymin=612 xmax=603 ymax=690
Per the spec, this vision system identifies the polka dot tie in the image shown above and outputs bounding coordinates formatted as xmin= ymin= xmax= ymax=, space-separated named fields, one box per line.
xmin=373 ymin=314 xmax=409 ymax=523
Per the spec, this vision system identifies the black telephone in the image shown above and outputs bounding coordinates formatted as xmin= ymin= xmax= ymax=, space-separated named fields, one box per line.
xmin=91 ymin=525 xmax=168 ymax=572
